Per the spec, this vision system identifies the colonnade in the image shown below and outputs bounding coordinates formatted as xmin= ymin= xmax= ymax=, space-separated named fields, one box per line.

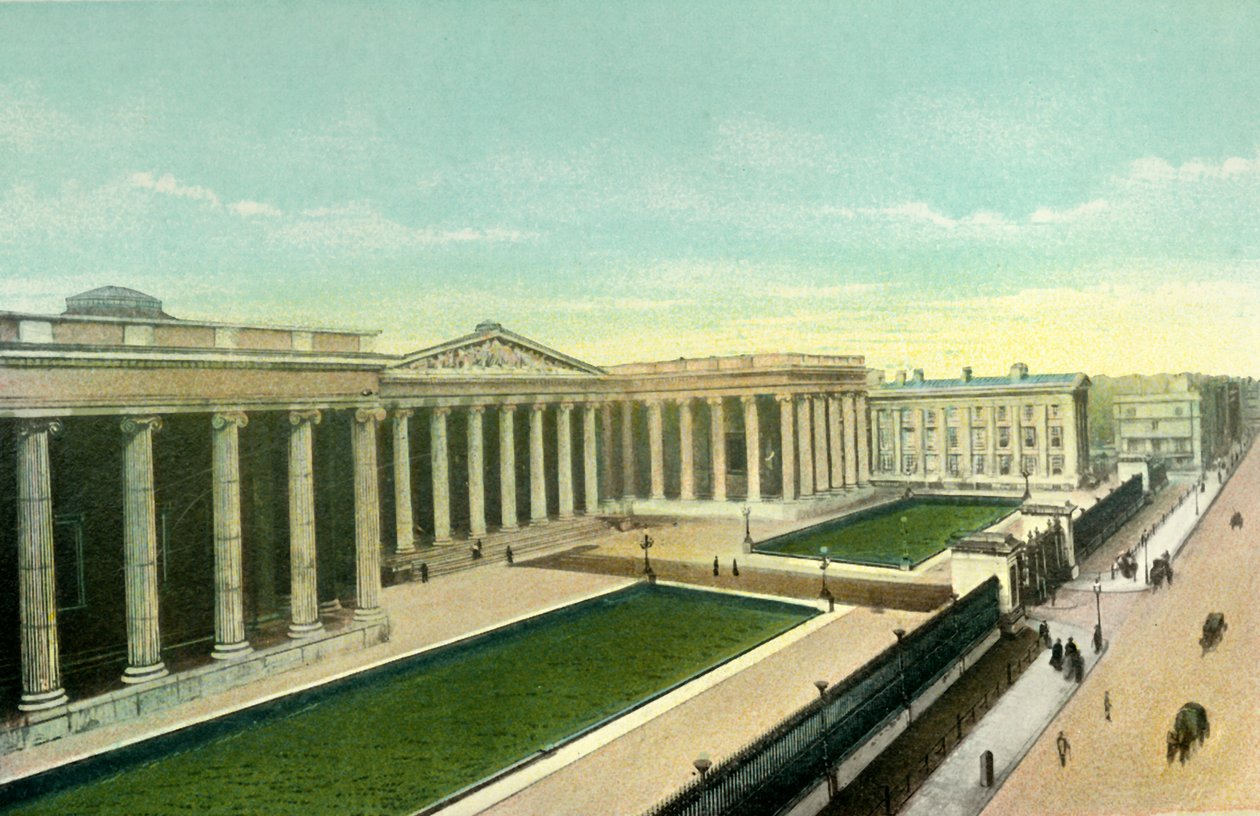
xmin=11 ymin=408 xmax=387 ymax=712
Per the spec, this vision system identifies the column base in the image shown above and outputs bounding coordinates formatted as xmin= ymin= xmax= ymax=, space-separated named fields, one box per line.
xmin=558 ymin=511 xmax=575 ymax=519
xmin=318 ymin=598 xmax=342 ymax=613
xmin=529 ymin=516 xmax=549 ymax=525
xmin=288 ymin=620 xmax=325 ymax=639
xmin=470 ymin=528 xmax=488 ymax=539
xmin=432 ymin=536 xmax=453 ymax=545
xmin=121 ymin=662 xmax=169 ymax=685
xmin=395 ymin=545 xmax=417 ymax=555
xmin=211 ymin=640 xmax=255 ymax=661
xmin=499 ymin=523 xmax=519 ymax=532
xmin=353 ymin=606 xmax=388 ymax=624
xmin=18 ymin=687 xmax=68 ymax=712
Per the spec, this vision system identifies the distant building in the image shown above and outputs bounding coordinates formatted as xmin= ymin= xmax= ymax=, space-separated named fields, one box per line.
xmin=1243 ymin=377 xmax=1260 ymax=431
xmin=1112 ymin=375 xmax=1243 ymax=472
xmin=868 ymin=363 xmax=1091 ymax=491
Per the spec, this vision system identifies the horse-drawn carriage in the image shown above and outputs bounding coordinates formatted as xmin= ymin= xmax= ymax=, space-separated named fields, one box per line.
xmin=1167 ymin=702 xmax=1210 ymax=764
xmin=1151 ymin=556 xmax=1174 ymax=589
xmin=1230 ymin=511 xmax=1244 ymax=531
xmin=1199 ymin=612 xmax=1227 ymax=656
xmin=1116 ymin=551 xmax=1138 ymax=580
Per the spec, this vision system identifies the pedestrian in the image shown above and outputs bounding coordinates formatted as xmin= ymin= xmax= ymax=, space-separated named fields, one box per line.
xmin=1093 ymin=623 xmax=1103 ymax=654
xmin=1056 ymin=731 xmax=1071 ymax=767
xmin=505 ymin=545 xmax=514 ymax=565
xmin=713 ymin=556 xmax=719 ymax=577
xmin=472 ymin=539 xmax=483 ymax=560
xmin=732 ymin=558 xmax=740 ymax=577
xmin=1038 ymin=620 xmax=1051 ymax=649
xmin=1104 ymin=690 xmax=1112 ymax=722
xmin=1050 ymin=638 xmax=1063 ymax=671
xmin=419 ymin=562 xmax=429 ymax=583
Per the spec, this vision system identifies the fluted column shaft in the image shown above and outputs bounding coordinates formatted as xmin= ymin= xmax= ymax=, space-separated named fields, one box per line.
xmin=211 ymin=412 xmax=252 ymax=659
xmin=557 ymin=403 xmax=575 ymax=518
xmin=467 ymin=407 xmax=486 ymax=536
xmin=582 ymin=405 xmax=599 ymax=513
xmin=916 ymin=408 xmax=927 ymax=476
xmin=599 ymin=403 xmax=615 ymax=505
xmin=16 ymin=420 xmax=68 ymax=710
xmin=499 ymin=405 xmax=518 ymax=529
xmin=121 ymin=416 xmax=168 ymax=681
xmin=530 ymin=403 xmax=548 ymax=522
xmin=431 ymin=408 xmax=451 ymax=543
xmin=647 ymin=400 xmax=665 ymax=499
xmin=812 ymin=396 xmax=829 ymax=490
xmin=288 ymin=410 xmax=323 ymax=638
xmin=827 ymin=395 xmax=844 ymax=491
xmin=1011 ymin=403 xmax=1023 ymax=474
xmin=352 ymin=408 xmax=386 ymax=623
xmin=708 ymin=397 xmax=727 ymax=501
xmin=742 ymin=396 xmax=761 ymax=501
xmin=893 ymin=408 xmax=904 ymax=477
xmin=843 ymin=394 xmax=859 ymax=488
xmin=797 ymin=397 xmax=814 ymax=495
xmin=778 ymin=395 xmax=796 ymax=500
xmin=678 ymin=398 xmax=695 ymax=500
xmin=392 ymin=410 xmax=415 ymax=553
xmin=856 ymin=394 xmax=871 ymax=486
xmin=620 ymin=401 xmax=636 ymax=498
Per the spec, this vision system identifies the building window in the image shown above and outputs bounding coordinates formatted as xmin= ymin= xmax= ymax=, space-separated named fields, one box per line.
xmin=54 ymin=514 xmax=87 ymax=611
xmin=997 ymin=406 xmax=1008 ymax=422
xmin=1150 ymin=420 xmax=1159 ymax=431
xmin=1050 ymin=425 xmax=1063 ymax=449
xmin=879 ymin=452 xmax=894 ymax=473
xmin=900 ymin=408 xmax=913 ymax=424
xmin=878 ymin=426 xmax=891 ymax=451
xmin=1023 ymin=426 xmax=1037 ymax=449
xmin=946 ymin=407 xmax=958 ymax=423
xmin=726 ymin=433 xmax=747 ymax=475
xmin=1022 ymin=455 xmax=1039 ymax=475
xmin=971 ymin=428 xmax=986 ymax=449
xmin=1127 ymin=439 xmax=1141 ymax=452
xmin=946 ymin=454 xmax=961 ymax=476
xmin=1050 ymin=455 xmax=1064 ymax=476
xmin=1125 ymin=407 xmax=1136 ymax=418
xmin=1049 ymin=404 xmax=1062 ymax=419
xmin=902 ymin=454 xmax=917 ymax=475
xmin=1151 ymin=439 xmax=1163 ymax=453
xmin=972 ymin=454 xmax=987 ymax=475
xmin=999 ymin=455 xmax=1012 ymax=475
xmin=1174 ymin=438 xmax=1189 ymax=453
xmin=901 ymin=428 xmax=916 ymax=451
xmin=947 ymin=427 xmax=959 ymax=449
xmin=1023 ymin=404 xmax=1035 ymax=421
xmin=998 ymin=426 xmax=1010 ymax=448
xmin=925 ymin=453 xmax=938 ymax=473
xmin=925 ymin=410 xmax=937 ymax=428
xmin=972 ymin=406 xmax=985 ymax=422
xmin=1174 ymin=407 xmax=1184 ymax=417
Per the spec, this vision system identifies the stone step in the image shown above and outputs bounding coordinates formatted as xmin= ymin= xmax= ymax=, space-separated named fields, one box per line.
xmin=385 ymin=517 xmax=610 ymax=582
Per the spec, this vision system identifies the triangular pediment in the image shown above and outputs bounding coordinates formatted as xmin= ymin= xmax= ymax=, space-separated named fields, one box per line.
xmin=390 ymin=323 xmax=605 ymax=377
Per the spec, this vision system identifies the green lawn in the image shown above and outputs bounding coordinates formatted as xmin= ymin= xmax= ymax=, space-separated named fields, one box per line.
xmin=6 ymin=586 xmax=812 ymax=816
xmin=758 ymin=499 xmax=1017 ymax=567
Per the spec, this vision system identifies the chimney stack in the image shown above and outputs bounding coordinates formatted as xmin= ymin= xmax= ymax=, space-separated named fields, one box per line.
xmin=894 ymin=370 xmax=907 ymax=385
xmin=1009 ymin=362 xmax=1029 ymax=382
xmin=961 ymin=366 xmax=973 ymax=382
xmin=912 ymin=368 xmax=925 ymax=384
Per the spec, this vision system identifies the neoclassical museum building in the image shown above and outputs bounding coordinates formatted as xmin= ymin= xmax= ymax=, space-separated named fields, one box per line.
xmin=0 ymin=287 xmax=1089 ymax=724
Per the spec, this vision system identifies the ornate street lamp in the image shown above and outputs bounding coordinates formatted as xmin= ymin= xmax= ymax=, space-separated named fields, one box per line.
xmin=1093 ymin=575 xmax=1104 ymax=654
xmin=814 ymin=679 xmax=836 ymax=799
xmin=693 ymin=752 xmax=713 ymax=798
xmin=893 ymin=627 xmax=911 ymax=720
xmin=1020 ymin=467 xmax=1032 ymax=501
xmin=742 ymin=504 xmax=754 ymax=546
xmin=900 ymin=515 xmax=911 ymax=571
xmin=640 ymin=533 xmax=655 ymax=577
xmin=819 ymin=546 xmax=834 ymax=611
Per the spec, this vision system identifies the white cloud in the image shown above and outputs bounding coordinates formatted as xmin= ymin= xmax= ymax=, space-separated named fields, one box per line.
xmin=229 ymin=199 xmax=283 ymax=218
xmin=1029 ymin=199 xmax=1108 ymax=224
xmin=129 ymin=171 xmax=222 ymax=207
xmin=865 ymin=201 xmax=1015 ymax=231
xmin=1126 ymin=153 xmax=1260 ymax=184
xmin=273 ymin=202 xmax=535 ymax=250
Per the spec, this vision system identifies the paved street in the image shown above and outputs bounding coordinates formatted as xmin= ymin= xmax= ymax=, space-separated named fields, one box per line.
xmin=982 ymin=442 xmax=1260 ymax=816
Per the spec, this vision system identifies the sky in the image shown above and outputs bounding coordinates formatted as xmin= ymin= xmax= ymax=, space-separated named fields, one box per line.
xmin=1 ymin=1 xmax=1258 ymax=377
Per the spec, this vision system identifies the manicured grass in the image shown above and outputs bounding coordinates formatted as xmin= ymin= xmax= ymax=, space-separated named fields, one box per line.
xmin=758 ymin=499 xmax=1017 ymax=567
xmin=6 ymin=586 xmax=812 ymax=816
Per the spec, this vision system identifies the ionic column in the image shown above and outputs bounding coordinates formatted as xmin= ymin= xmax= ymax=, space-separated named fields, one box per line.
xmin=599 ymin=403 xmax=615 ymax=506
xmin=813 ymin=396 xmax=829 ymax=491
xmin=352 ymin=407 xmax=387 ymax=623
xmin=987 ymin=405 xmax=998 ymax=472
xmin=797 ymin=397 xmax=814 ymax=495
xmin=841 ymin=394 xmax=858 ymax=488
xmin=916 ymin=408 xmax=927 ymax=477
xmin=288 ymin=410 xmax=323 ymax=639
xmin=582 ymin=404 xmax=599 ymax=513
xmin=828 ymin=394 xmax=844 ymax=491
xmin=709 ymin=397 xmax=727 ymax=501
xmin=557 ymin=403 xmax=575 ymax=518
xmin=1010 ymin=403 xmax=1023 ymax=476
xmin=1041 ymin=404 xmax=1052 ymax=478
xmin=935 ymin=409 xmax=947 ymax=473
xmin=647 ymin=399 xmax=665 ymax=500
xmin=892 ymin=408 xmax=904 ymax=478
xmin=430 ymin=407 xmax=451 ymax=543
xmin=530 ymin=402 xmax=548 ymax=523
xmin=499 ymin=405 xmax=518 ymax=529
xmin=777 ymin=395 xmax=797 ymax=500
xmin=211 ymin=412 xmax=252 ymax=659
xmin=856 ymin=394 xmax=871 ymax=486
xmin=678 ymin=397 xmax=695 ymax=500
xmin=961 ymin=404 xmax=974 ymax=478
xmin=742 ymin=396 xmax=761 ymax=501
xmin=392 ymin=410 xmax=416 ymax=553
xmin=16 ymin=419 xmax=68 ymax=710
xmin=120 ymin=416 xmax=168 ymax=682
xmin=467 ymin=406 xmax=486 ymax=537
xmin=620 ymin=401 xmax=636 ymax=499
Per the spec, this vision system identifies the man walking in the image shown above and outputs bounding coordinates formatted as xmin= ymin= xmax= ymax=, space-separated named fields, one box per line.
xmin=1056 ymin=731 xmax=1071 ymax=767
xmin=1104 ymin=690 xmax=1112 ymax=722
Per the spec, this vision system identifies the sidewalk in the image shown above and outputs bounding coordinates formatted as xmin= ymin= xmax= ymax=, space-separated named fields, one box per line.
xmin=899 ymin=621 xmax=1101 ymax=816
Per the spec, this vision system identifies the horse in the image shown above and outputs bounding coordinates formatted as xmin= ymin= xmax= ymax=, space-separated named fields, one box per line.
xmin=1200 ymin=613 xmax=1227 ymax=656
xmin=1230 ymin=511 xmax=1244 ymax=531
xmin=1166 ymin=702 xmax=1210 ymax=764
xmin=1151 ymin=558 xmax=1172 ymax=590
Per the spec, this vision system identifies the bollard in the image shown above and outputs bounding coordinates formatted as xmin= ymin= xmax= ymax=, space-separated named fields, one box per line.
xmin=884 ymin=785 xmax=892 ymax=816
xmin=1006 ymin=662 xmax=1013 ymax=686
xmin=957 ymin=712 xmax=963 ymax=741
xmin=979 ymin=750 xmax=995 ymax=787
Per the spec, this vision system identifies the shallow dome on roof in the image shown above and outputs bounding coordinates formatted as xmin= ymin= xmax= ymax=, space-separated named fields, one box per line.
xmin=64 ymin=286 xmax=173 ymax=319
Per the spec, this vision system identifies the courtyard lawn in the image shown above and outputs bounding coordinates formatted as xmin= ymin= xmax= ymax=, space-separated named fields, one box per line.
xmin=4 ymin=585 xmax=812 ymax=816
xmin=758 ymin=498 xmax=1018 ymax=567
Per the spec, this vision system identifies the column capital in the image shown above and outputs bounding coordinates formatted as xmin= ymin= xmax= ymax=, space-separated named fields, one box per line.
xmin=392 ymin=408 xmax=415 ymax=420
xmin=558 ymin=401 xmax=575 ymax=412
xmin=673 ymin=395 xmax=693 ymax=407
xmin=288 ymin=409 xmax=322 ymax=427
xmin=211 ymin=411 xmax=249 ymax=431
xmin=740 ymin=394 xmax=758 ymax=406
xmin=644 ymin=397 xmax=663 ymax=408
xmin=467 ymin=404 xmax=486 ymax=416
xmin=500 ymin=403 xmax=517 ymax=415
xmin=432 ymin=406 xmax=452 ymax=417
xmin=17 ymin=418 xmax=63 ymax=437
xmin=775 ymin=393 xmax=794 ymax=404
xmin=354 ymin=406 xmax=387 ymax=424
xmin=121 ymin=416 xmax=163 ymax=435
xmin=531 ymin=401 xmax=548 ymax=414
xmin=706 ymin=396 xmax=724 ymax=407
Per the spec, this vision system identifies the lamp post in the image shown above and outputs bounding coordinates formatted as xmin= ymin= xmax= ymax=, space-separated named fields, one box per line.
xmin=900 ymin=515 xmax=911 ymax=572
xmin=1194 ymin=479 xmax=1200 ymax=515
xmin=893 ymin=627 xmax=911 ymax=721
xmin=814 ymin=679 xmax=836 ymax=799
xmin=1020 ymin=467 xmax=1032 ymax=501
xmin=640 ymin=534 xmax=655 ymax=578
xmin=1092 ymin=575 xmax=1103 ymax=654
xmin=693 ymin=752 xmax=712 ymax=804
xmin=742 ymin=504 xmax=753 ymax=547
xmin=819 ymin=546 xmax=834 ymax=612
